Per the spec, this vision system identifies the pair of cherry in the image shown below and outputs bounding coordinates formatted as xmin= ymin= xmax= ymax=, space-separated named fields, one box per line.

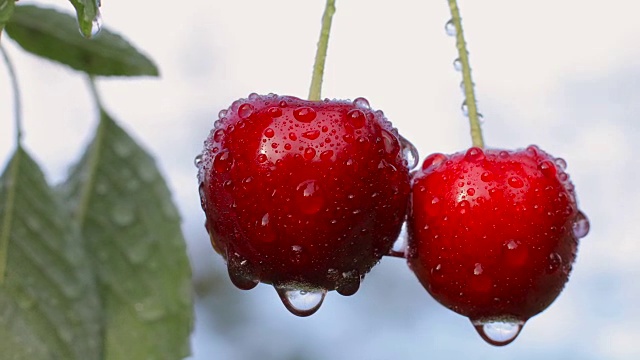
xmin=196 ymin=93 xmax=589 ymax=346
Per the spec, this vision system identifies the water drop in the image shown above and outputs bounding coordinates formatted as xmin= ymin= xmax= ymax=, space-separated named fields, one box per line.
xmin=248 ymin=93 xmax=260 ymax=100
xmin=257 ymin=153 xmax=268 ymax=163
xmin=227 ymin=254 xmax=259 ymax=290
xmin=445 ymin=19 xmax=457 ymax=36
xmin=555 ymin=158 xmax=567 ymax=170
xmin=380 ymin=129 xmax=400 ymax=157
xmin=422 ymin=153 xmax=447 ymax=170
xmin=80 ymin=11 xmax=103 ymax=38
xmin=213 ymin=150 xmax=233 ymax=173
xmin=238 ymin=103 xmax=255 ymax=119
xmin=319 ymin=150 xmax=334 ymax=161
xmin=547 ymin=252 xmax=563 ymax=273
xmin=293 ymin=107 xmax=317 ymax=123
xmin=194 ymin=154 xmax=203 ymax=168
xmin=461 ymin=100 xmax=469 ymax=117
xmin=218 ymin=109 xmax=228 ymax=119
xmin=538 ymin=160 xmax=557 ymax=177
xmin=302 ymin=130 xmax=321 ymax=140
xmin=264 ymin=128 xmax=275 ymax=138
xmin=267 ymin=107 xmax=283 ymax=117
xmin=465 ymin=147 xmax=485 ymax=161
xmin=388 ymin=222 xmax=408 ymax=258
xmin=453 ymin=58 xmax=463 ymax=71
xmin=275 ymin=286 xmax=326 ymax=317
xmin=572 ymin=210 xmax=590 ymax=239
xmin=296 ymin=180 xmax=325 ymax=214
xmin=472 ymin=319 xmax=525 ymax=346
xmin=508 ymin=176 xmax=524 ymax=188
xmin=303 ymin=147 xmax=316 ymax=161
xmin=336 ymin=277 xmax=361 ymax=296
xmin=111 ymin=204 xmax=135 ymax=226
xmin=353 ymin=97 xmax=371 ymax=109
xmin=400 ymin=135 xmax=419 ymax=169
xmin=347 ymin=109 xmax=366 ymax=129
xmin=526 ymin=145 xmax=539 ymax=156
xmin=213 ymin=129 xmax=225 ymax=143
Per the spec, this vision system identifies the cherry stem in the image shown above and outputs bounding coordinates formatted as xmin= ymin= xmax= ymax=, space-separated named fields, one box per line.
xmin=448 ymin=0 xmax=484 ymax=148
xmin=308 ymin=0 xmax=336 ymax=101
xmin=1 ymin=44 xmax=23 ymax=145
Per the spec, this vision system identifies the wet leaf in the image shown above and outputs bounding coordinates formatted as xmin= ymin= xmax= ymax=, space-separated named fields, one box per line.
xmin=5 ymin=5 xmax=158 ymax=76
xmin=62 ymin=111 xmax=193 ymax=360
xmin=0 ymin=147 xmax=101 ymax=360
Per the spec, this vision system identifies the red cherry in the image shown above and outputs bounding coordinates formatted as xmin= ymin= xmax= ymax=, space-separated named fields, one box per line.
xmin=407 ymin=146 xmax=589 ymax=345
xmin=197 ymin=94 xmax=414 ymax=316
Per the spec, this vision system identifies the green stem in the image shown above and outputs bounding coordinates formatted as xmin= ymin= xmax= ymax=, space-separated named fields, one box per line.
xmin=308 ymin=0 xmax=336 ymax=101
xmin=1 ymin=45 xmax=22 ymax=145
xmin=87 ymin=75 xmax=105 ymax=111
xmin=448 ymin=0 xmax=484 ymax=148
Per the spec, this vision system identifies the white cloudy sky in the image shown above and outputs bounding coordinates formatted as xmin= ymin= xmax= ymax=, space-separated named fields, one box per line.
xmin=1 ymin=0 xmax=639 ymax=359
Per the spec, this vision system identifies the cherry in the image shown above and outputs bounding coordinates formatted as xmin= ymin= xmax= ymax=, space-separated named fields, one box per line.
xmin=407 ymin=146 xmax=589 ymax=345
xmin=197 ymin=93 xmax=415 ymax=316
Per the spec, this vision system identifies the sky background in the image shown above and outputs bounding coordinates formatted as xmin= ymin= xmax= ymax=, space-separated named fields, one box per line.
xmin=1 ymin=0 xmax=639 ymax=359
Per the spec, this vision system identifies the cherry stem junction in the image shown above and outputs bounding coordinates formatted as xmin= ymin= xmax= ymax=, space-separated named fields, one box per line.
xmin=308 ymin=0 xmax=336 ymax=101
xmin=1 ymin=45 xmax=23 ymax=145
xmin=448 ymin=0 xmax=484 ymax=148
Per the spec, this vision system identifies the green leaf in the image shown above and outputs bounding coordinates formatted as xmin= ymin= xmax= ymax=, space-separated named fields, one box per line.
xmin=0 ymin=0 xmax=15 ymax=34
xmin=0 ymin=147 xmax=102 ymax=360
xmin=5 ymin=5 xmax=159 ymax=77
xmin=62 ymin=111 xmax=193 ymax=360
xmin=68 ymin=0 xmax=100 ymax=39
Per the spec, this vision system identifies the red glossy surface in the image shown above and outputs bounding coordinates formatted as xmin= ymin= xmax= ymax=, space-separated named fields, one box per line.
xmin=408 ymin=146 xmax=586 ymax=322
xmin=198 ymin=94 xmax=411 ymax=294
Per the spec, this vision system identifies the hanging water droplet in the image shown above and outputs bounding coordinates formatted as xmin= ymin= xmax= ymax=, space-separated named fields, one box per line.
xmin=275 ymin=286 xmax=326 ymax=317
xmin=572 ymin=210 xmax=590 ymax=239
xmin=445 ymin=19 xmax=457 ymax=36
xmin=471 ymin=319 xmax=525 ymax=346
xmin=388 ymin=222 xmax=408 ymax=258
xmin=227 ymin=254 xmax=259 ymax=290
xmin=399 ymin=135 xmax=419 ymax=170
xmin=336 ymin=276 xmax=361 ymax=296
xmin=90 ymin=12 xmax=103 ymax=37
xmin=353 ymin=97 xmax=371 ymax=109
xmin=453 ymin=58 xmax=463 ymax=71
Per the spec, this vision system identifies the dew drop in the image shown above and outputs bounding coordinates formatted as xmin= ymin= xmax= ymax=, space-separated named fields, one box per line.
xmin=248 ymin=92 xmax=260 ymax=100
xmin=400 ymin=135 xmax=419 ymax=169
xmin=461 ymin=100 xmax=469 ymax=116
xmin=508 ymin=176 xmax=524 ymax=188
xmin=526 ymin=145 xmax=539 ymax=156
xmin=555 ymin=158 xmax=567 ymax=170
xmin=422 ymin=153 xmax=447 ymax=170
xmin=380 ymin=129 xmax=401 ymax=157
xmin=295 ymin=180 xmax=325 ymax=215
xmin=572 ymin=210 xmax=590 ymax=239
xmin=481 ymin=171 xmax=493 ymax=182
xmin=445 ymin=19 xmax=456 ymax=36
xmin=302 ymin=130 xmax=321 ymax=140
xmin=218 ymin=109 xmax=228 ymax=119
xmin=293 ymin=107 xmax=317 ymax=123
xmin=275 ymin=286 xmax=326 ymax=317
xmin=257 ymin=153 xmax=268 ymax=163
xmin=267 ymin=107 xmax=283 ymax=117
xmin=238 ymin=103 xmax=255 ymax=119
xmin=213 ymin=150 xmax=233 ymax=173
xmin=353 ymin=97 xmax=371 ymax=109
xmin=193 ymin=154 xmax=203 ymax=168
xmin=227 ymin=254 xmax=259 ymax=290
xmin=303 ymin=147 xmax=316 ymax=160
xmin=264 ymin=128 xmax=275 ymax=138
xmin=453 ymin=58 xmax=463 ymax=72
xmin=547 ymin=252 xmax=563 ymax=273
xmin=388 ymin=222 xmax=408 ymax=258
xmin=538 ymin=160 xmax=557 ymax=177
xmin=319 ymin=150 xmax=334 ymax=161
xmin=336 ymin=277 xmax=361 ymax=296
xmin=465 ymin=147 xmax=485 ymax=161
xmin=213 ymin=129 xmax=225 ymax=143
xmin=472 ymin=319 xmax=525 ymax=346
xmin=347 ymin=109 xmax=366 ymax=129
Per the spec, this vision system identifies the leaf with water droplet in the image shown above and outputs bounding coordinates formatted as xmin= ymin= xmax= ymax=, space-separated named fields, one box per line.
xmin=5 ymin=5 xmax=158 ymax=76
xmin=67 ymin=0 xmax=100 ymax=38
xmin=60 ymin=111 xmax=193 ymax=359
xmin=0 ymin=147 xmax=101 ymax=359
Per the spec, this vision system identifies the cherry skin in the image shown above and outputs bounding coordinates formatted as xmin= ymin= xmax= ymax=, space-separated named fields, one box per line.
xmin=197 ymin=93 xmax=413 ymax=315
xmin=407 ymin=146 xmax=589 ymax=344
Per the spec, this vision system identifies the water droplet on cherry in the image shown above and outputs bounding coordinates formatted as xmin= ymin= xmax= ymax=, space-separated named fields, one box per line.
xmin=264 ymin=128 xmax=275 ymax=138
xmin=227 ymin=254 xmax=259 ymax=290
xmin=295 ymin=180 xmax=325 ymax=215
xmin=347 ymin=109 xmax=366 ymax=129
xmin=508 ymin=176 xmax=524 ymax=188
xmin=465 ymin=147 xmax=485 ymax=161
xmin=302 ymin=130 xmax=321 ymax=140
xmin=400 ymin=135 xmax=419 ymax=169
xmin=555 ymin=158 xmax=567 ymax=170
xmin=422 ymin=153 xmax=447 ymax=170
xmin=353 ymin=97 xmax=371 ymax=109
xmin=572 ymin=210 xmax=590 ymax=239
xmin=267 ymin=107 xmax=283 ymax=117
xmin=293 ymin=107 xmax=317 ymax=123
xmin=194 ymin=154 xmax=203 ymax=168
xmin=218 ymin=109 xmax=228 ymax=119
xmin=538 ymin=160 xmax=557 ymax=177
xmin=471 ymin=319 xmax=524 ymax=346
xmin=275 ymin=286 xmax=327 ymax=317
xmin=213 ymin=150 xmax=233 ymax=173
xmin=238 ymin=103 xmax=255 ymax=119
